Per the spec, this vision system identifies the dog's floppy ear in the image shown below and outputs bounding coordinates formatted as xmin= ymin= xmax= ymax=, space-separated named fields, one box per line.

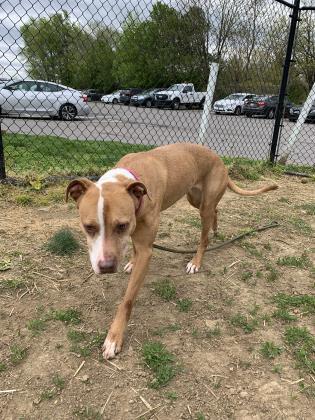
xmin=126 ymin=181 xmax=148 ymax=199
xmin=66 ymin=178 xmax=93 ymax=204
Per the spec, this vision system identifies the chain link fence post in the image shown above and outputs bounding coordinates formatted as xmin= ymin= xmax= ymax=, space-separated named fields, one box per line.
xmin=0 ymin=106 xmax=6 ymax=180
xmin=270 ymin=0 xmax=301 ymax=163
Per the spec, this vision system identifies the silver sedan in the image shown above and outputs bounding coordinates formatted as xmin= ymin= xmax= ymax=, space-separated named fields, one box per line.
xmin=0 ymin=79 xmax=90 ymax=120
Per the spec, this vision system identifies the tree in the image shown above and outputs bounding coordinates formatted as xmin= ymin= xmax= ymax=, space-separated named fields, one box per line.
xmin=20 ymin=12 xmax=117 ymax=91
xmin=113 ymin=2 xmax=210 ymax=89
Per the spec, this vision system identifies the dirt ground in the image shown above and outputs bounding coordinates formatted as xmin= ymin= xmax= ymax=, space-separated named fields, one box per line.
xmin=0 ymin=174 xmax=314 ymax=420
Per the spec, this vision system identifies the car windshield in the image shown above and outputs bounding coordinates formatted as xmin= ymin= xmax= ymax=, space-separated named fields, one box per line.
xmin=225 ymin=94 xmax=244 ymax=100
xmin=252 ymin=96 xmax=268 ymax=101
xmin=167 ymin=84 xmax=184 ymax=91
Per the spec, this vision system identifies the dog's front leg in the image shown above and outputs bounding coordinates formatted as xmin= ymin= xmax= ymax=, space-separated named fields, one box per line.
xmin=102 ymin=220 xmax=158 ymax=359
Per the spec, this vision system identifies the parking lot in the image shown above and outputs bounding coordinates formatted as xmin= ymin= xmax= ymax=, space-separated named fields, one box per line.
xmin=2 ymin=102 xmax=315 ymax=166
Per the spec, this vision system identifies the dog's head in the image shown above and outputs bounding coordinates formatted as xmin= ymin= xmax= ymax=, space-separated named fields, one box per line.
xmin=66 ymin=176 xmax=147 ymax=274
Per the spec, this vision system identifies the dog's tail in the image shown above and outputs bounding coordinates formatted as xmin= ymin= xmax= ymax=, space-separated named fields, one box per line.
xmin=227 ymin=178 xmax=278 ymax=196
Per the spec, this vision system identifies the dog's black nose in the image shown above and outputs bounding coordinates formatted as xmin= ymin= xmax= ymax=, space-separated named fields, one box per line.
xmin=98 ymin=257 xmax=117 ymax=273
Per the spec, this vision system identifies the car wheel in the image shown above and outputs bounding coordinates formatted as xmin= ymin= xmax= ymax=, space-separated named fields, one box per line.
xmin=172 ymin=99 xmax=180 ymax=110
xmin=267 ymin=109 xmax=275 ymax=119
xmin=246 ymin=113 xmax=252 ymax=118
xmin=145 ymin=99 xmax=152 ymax=108
xmin=59 ymin=103 xmax=77 ymax=121
xmin=235 ymin=106 xmax=242 ymax=116
xmin=112 ymin=98 xmax=118 ymax=104
xmin=199 ymin=98 xmax=205 ymax=109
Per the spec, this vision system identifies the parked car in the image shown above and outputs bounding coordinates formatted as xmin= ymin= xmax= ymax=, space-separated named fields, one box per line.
xmin=154 ymin=83 xmax=206 ymax=110
xmin=213 ymin=93 xmax=256 ymax=115
xmin=0 ymin=79 xmax=90 ymax=120
xmin=289 ymin=102 xmax=315 ymax=123
xmin=130 ymin=88 xmax=164 ymax=107
xmin=101 ymin=90 xmax=121 ymax=104
xmin=119 ymin=88 xmax=144 ymax=105
xmin=82 ymin=89 xmax=104 ymax=101
xmin=243 ymin=95 xmax=292 ymax=119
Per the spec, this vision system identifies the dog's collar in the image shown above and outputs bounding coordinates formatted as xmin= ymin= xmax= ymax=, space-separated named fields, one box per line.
xmin=118 ymin=167 xmax=143 ymax=215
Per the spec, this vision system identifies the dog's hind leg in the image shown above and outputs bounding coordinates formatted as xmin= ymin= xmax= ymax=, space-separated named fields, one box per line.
xmin=186 ymin=169 xmax=227 ymax=274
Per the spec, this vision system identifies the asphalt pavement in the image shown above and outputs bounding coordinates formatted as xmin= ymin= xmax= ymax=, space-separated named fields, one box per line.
xmin=1 ymin=102 xmax=314 ymax=166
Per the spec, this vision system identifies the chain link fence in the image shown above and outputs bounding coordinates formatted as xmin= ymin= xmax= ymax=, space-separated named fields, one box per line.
xmin=0 ymin=0 xmax=315 ymax=180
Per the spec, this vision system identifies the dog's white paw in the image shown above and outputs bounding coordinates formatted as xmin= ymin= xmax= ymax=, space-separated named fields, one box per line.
xmin=123 ymin=261 xmax=133 ymax=274
xmin=186 ymin=261 xmax=199 ymax=274
xmin=102 ymin=336 xmax=121 ymax=360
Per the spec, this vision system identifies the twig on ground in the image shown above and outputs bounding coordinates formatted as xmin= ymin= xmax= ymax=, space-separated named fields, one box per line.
xmin=0 ymin=389 xmax=22 ymax=394
xmin=135 ymin=404 xmax=161 ymax=419
xmin=73 ymin=360 xmax=85 ymax=377
xmin=19 ymin=290 xmax=29 ymax=299
xmin=187 ymin=405 xmax=192 ymax=415
xmin=100 ymin=390 xmax=113 ymax=415
xmin=106 ymin=359 xmax=123 ymax=371
xmin=205 ymin=385 xmax=218 ymax=399
xmin=9 ymin=307 xmax=14 ymax=316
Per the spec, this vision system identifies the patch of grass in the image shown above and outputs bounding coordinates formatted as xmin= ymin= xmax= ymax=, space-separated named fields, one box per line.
xmin=272 ymin=364 xmax=283 ymax=374
xmin=4 ymin=133 xmax=151 ymax=178
xmin=153 ymin=279 xmax=176 ymax=301
xmin=15 ymin=194 xmax=33 ymax=206
xmin=52 ymin=373 xmax=65 ymax=391
xmin=290 ymin=218 xmax=313 ymax=235
xmin=45 ymin=228 xmax=80 ymax=256
xmin=277 ymin=254 xmax=311 ymax=269
xmin=41 ymin=389 xmax=55 ymax=400
xmin=0 ymin=278 xmax=25 ymax=290
xmin=260 ymin=341 xmax=282 ymax=359
xmin=185 ymin=215 xmax=202 ymax=229
xmin=27 ymin=318 xmax=47 ymax=335
xmin=273 ymin=293 xmax=315 ymax=314
xmin=241 ymin=242 xmax=263 ymax=257
xmin=176 ymin=298 xmax=192 ymax=312
xmin=52 ymin=308 xmax=82 ymax=325
xmin=196 ymin=413 xmax=206 ymax=420
xmin=165 ymin=391 xmax=178 ymax=400
xmin=272 ymin=308 xmax=297 ymax=322
xmin=284 ymin=326 xmax=315 ymax=373
xmin=142 ymin=341 xmax=177 ymax=389
xmin=241 ymin=271 xmax=253 ymax=282
xmin=230 ymin=313 xmax=259 ymax=334
xmin=0 ymin=362 xmax=7 ymax=372
xmin=265 ymin=264 xmax=279 ymax=282
xmin=67 ymin=329 xmax=106 ymax=356
xmin=10 ymin=344 xmax=28 ymax=365
xmin=300 ymin=202 xmax=315 ymax=215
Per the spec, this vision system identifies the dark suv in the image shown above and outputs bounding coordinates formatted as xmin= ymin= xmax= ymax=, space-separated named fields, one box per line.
xmin=82 ymin=89 xmax=104 ymax=101
xmin=119 ymin=88 xmax=143 ymax=105
xmin=243 ymin=95 xmax=292 ymax=119
xmin=130 ymin=88 xmax=164 ymax=107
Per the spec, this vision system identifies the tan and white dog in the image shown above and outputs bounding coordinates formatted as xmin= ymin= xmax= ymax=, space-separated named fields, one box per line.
xmin=66 ymin=143 xmax=277 ymax=359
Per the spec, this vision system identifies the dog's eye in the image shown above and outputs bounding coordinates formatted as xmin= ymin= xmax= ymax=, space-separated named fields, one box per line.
xmin=116 ymin=223 xmax=129 ymax=234
xmin=84 ymin=224 xmax=97 ymax=235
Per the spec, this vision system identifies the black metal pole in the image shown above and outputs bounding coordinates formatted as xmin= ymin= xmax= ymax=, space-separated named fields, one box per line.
xmin=270 ymin=0 xmax=300 ymax=163
xmin=0 ymin=106 xmax=6 ymax=179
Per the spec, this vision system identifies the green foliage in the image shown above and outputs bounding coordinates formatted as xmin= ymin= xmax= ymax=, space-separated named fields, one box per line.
xmin=272 ymin=309 xmax=297 ymax=322
xmin=10 ymin=344 xmax=28 ymax=365
xmin=284 ymin=327 xmax=315 ymax=373
xmin=20 ymin=12 xmax=117 ymax=91
xmin=52 ymin=308 xmax=82 ymax=325
xmin=273 ymin=293 xmax=315 ymax=314
xmin=260 ymin=341 xmax=282 ymax=359
xmin=4 ymin=133 xmax=151 ymax=178
xmin=300 ymin=203 xmax=315 ymax=215
xmin=45 ymin=228 xmax=80 ymax=256
xmin=27 ymin=318 xmax=47 ymax=335
xmin=142 ymin=341 xmax=177 ymax=388
xmin=0 ymin=362 xmax=7 ymax=372
xmin=67 ymin=329 xmax=106 ymax=357
xmin=230 ymin=313 xmax=259 ymax=333
xmin=176 ymin=298 xmax=193 ymax=312
xmin=277 ymin=254 xmax=312 ymax=269
xmin=0 ymin=278 xmax=25 ymax=290
xmin=153 ymin=279 xmax=177 ymax=301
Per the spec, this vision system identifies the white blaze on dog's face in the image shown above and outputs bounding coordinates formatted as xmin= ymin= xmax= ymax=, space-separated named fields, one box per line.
xmin=66 ymin=171 xmax=147 ymax=274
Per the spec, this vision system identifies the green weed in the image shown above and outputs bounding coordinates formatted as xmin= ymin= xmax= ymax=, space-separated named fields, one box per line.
xmin=10 ymin=344 xmax=28 ymax=365
xmin=142 ymin=341 xmax=177 ymax=389
xmin=260 ymin=341 xmax=282 ymax=359
xmin=284 ymin=326 xmax=315 ymax=373
xmin=52 ymin=308 xmax=82 ymax=325
xmin=153 ymin=279 xmax=176 ymax=301
xmin=45 ymin=228 xmax=80 ymax=256
xmin=277 ymin=254 xmax=311 ymax=269
xmin=176 ymin=298 xmax=192 ymax=312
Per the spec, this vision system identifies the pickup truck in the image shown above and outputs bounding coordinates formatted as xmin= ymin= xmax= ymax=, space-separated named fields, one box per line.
xmin=154 ymin=83 xmax=206 ymax=110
